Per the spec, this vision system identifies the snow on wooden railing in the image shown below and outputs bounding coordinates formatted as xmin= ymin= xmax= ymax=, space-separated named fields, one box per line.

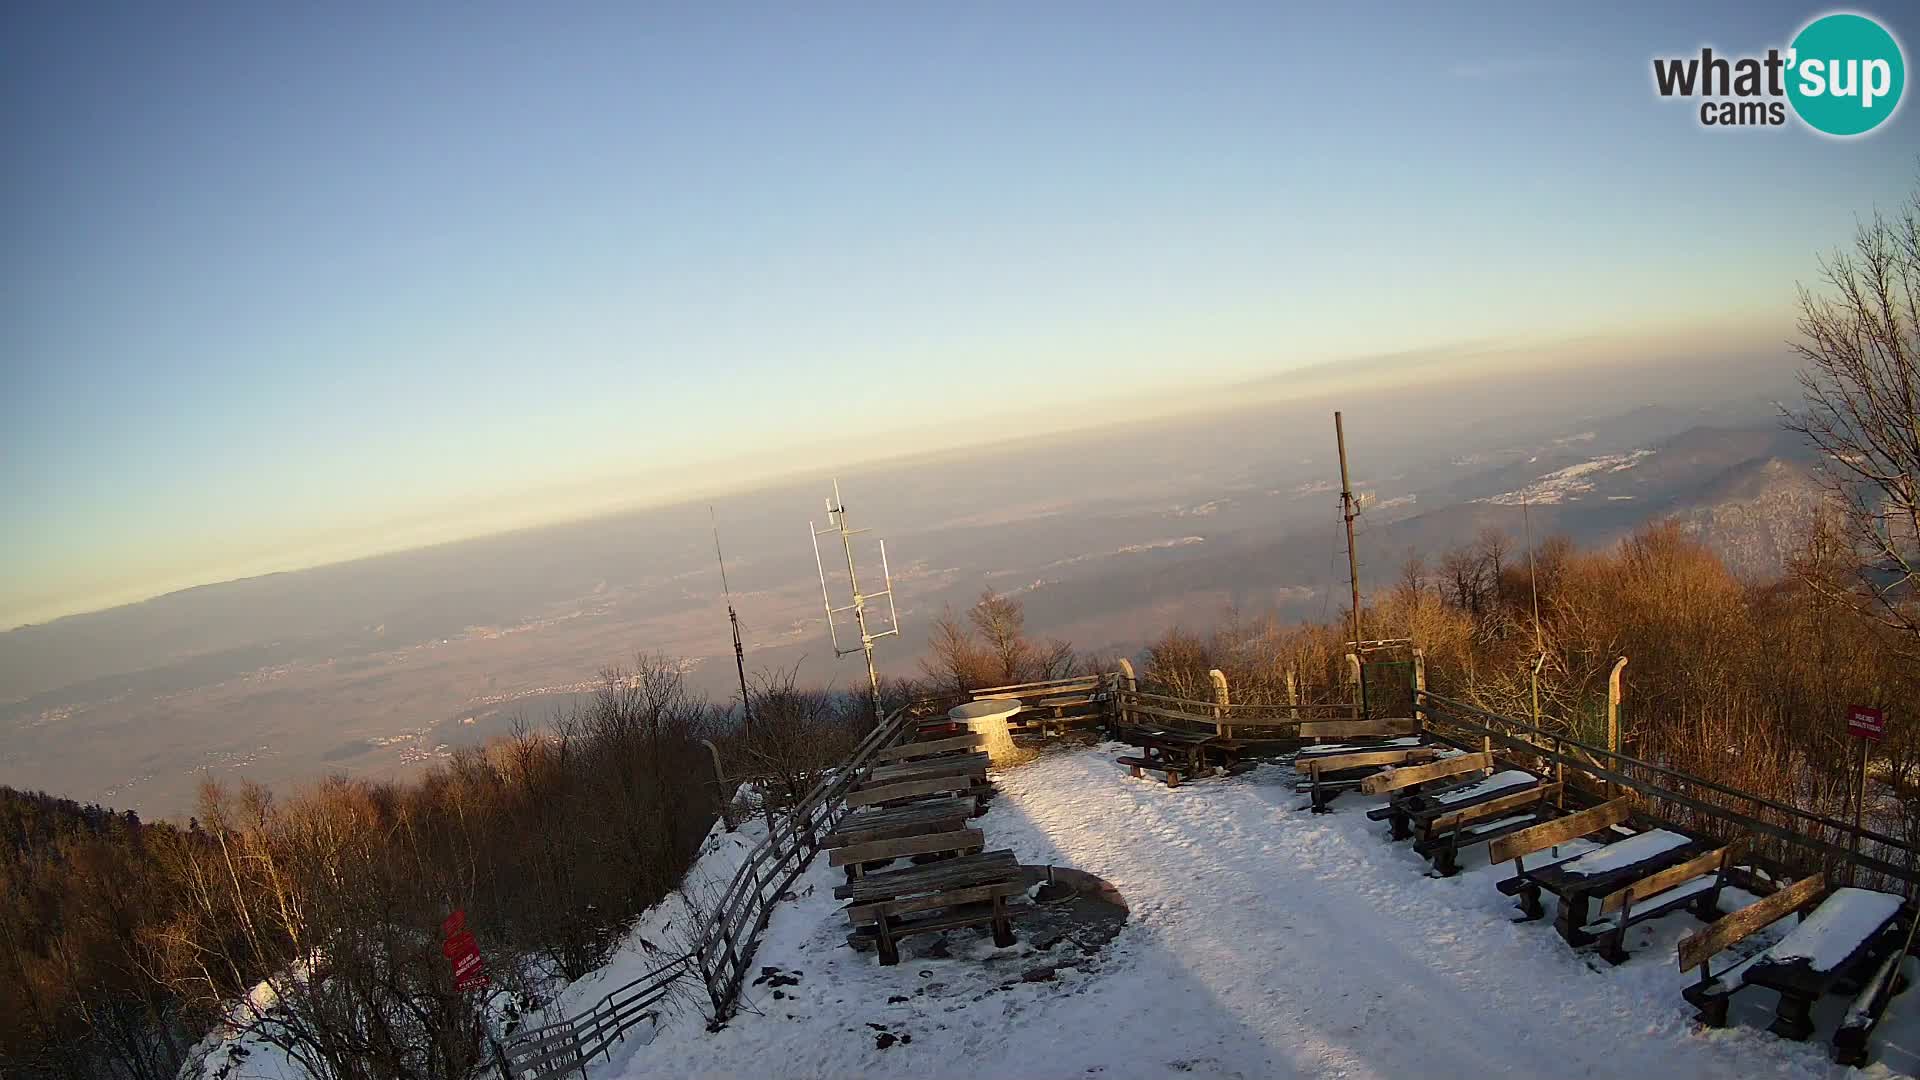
xmin=506 ymin=694 xmax=961 ymax=1079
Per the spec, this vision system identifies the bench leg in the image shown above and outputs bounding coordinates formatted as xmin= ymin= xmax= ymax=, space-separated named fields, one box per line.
xmin=1310 ymin=782 xmax=1332 ymax=814
xmin=1598 ymin=923 xmax=1630 ymax=966
xmin=1695 ymin=993 xmax=1731 ymax=1029
xmin=1555 ymin=893 xmax=1595 ymax=946
xmin=1166 ymin=771 xmax=1179 ymax=788
xmin=1129 ymin=766 xmax=1142 ymax=779
xmin=1769 ymin=993 xmax=1816 ymax=1041
xmin=1388 ymin=809 xmax=1412 ymax=842
xmin=1516 ymin=884 xmax=1545 ymax=921
xmin=991 ymin=894 xmax=1017 ymax=948
xmin=875 ymin=916 xmax=900 ymax=967
xmin=1432 ymin=842 xmax=1460 ymax=878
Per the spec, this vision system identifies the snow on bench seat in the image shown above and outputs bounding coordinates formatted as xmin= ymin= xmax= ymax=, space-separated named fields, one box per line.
xmin=1579 ymin=875 xmax=1718 ymax=937
xmin=1759 ymin=887 xmax=1903 ymax=974
xmin=1552 ymin=829 xmax=1690 ymax=879
xmin=1427 ymin=769 xmax=1536 ymax=807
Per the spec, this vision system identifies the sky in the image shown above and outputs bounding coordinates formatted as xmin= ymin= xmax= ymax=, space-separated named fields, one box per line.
xmin=3 ymin=1 xmax=1916 ymax=628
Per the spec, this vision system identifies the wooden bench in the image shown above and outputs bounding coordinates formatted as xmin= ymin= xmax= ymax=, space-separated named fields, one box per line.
xmin=869 ymin=731 xmax=986 ymax=765
xmin=827 ymin=826 xmax=985 ymax=880
xmin=1359 ymin=751 xmax=1492 ymax=797
xmin=1492 ymin=799 xmax=1710 ymax=946
xmin=1292 ymin=742 xmax=1437 ymax=813
xmin=1116 ymin=727 xmax=1229 ymax=782
xmin=1587 ymin=843 xmax=1737 ymax=964
xmin=822 ymin=797 xmax=975 ymax=850
xmin=1297 ymin=718 xmax=1420 ymax=743
xmin=1115 ymin=755 xmax=1192 ymax=787
xmin=1678 ymin=876 xmax=1907 ymax=1048
xmin=835 ymin=849 xmax=1028 ymax=965
xmin=1377 ymin=771 xmax=1553 ymax=874
xmin=862 ymin=751 xmax=990 ymax=786
xmin=844 ymin=771 xmax=987 ymax=812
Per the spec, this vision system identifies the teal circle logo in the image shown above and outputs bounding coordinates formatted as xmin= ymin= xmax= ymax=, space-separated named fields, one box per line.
xmin=1787 ymin=13 xmax=1905 ymax=136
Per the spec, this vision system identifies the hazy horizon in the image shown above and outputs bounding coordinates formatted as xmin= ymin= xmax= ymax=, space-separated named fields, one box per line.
xmin=5 ymin=2 xmax=1916 ymax=628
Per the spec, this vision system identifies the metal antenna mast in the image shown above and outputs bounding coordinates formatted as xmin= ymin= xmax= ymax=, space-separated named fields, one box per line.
xmin=1335 ymin=411 xmax=1368 ymax=717
xmin=712 ymin=508 xmax=753 ymax=741
xmin=810 ymin=479 xmax=900 ymax=721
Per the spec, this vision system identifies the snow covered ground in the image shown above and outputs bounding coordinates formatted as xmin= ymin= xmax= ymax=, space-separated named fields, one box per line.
xmin=612 ymin=744 xmax=1920 ymax=1080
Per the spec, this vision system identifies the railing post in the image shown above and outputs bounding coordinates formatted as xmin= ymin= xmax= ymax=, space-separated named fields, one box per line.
xmin=701 ymin=738 xmax=736 ymax=833
xmin=1345 ymin=653 xmax=1362 ymax=719
xmin=1607 ymin=657 xmax=1628 ymax=799
xmin=1209 ymin=669 xmax=1230 ymax=740
xmin=1411 ymin=648 xmax=1426 ymax=735
xmin=1116 ymin=658 xmax=1137 ymax=732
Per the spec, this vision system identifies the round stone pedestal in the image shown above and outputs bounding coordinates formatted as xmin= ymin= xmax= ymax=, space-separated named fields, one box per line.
xmin=948 ymin=698 xmax=1021 ymax=765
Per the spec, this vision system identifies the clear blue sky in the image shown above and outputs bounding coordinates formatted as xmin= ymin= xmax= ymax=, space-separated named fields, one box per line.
xmin=3 ymin=1 xmax=1915 ymax=626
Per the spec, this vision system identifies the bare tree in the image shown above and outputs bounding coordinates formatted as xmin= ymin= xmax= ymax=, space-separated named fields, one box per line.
xmin=1785 ymin=179 xmax=1920 ymax=651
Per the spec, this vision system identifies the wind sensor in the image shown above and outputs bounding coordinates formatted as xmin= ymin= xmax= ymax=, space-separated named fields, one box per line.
xmin=810 ymin=479 xmax=900 ymax=721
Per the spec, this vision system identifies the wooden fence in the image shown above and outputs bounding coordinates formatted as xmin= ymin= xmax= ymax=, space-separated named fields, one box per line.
xmin=505 ymin=694 xmax=959 ymax=1079
xmin=1417 ymin=690 xmax=1920 ymax=894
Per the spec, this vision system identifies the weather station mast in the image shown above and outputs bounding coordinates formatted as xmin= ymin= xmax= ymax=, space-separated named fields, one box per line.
xmin=810 ymin=479 xmax=900 ymax=722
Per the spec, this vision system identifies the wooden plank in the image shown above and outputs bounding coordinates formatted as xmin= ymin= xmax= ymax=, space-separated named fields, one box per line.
xmin=833 ymin=850 xmax=1021 ymax=901
xmin=870 ymin=732 xmax=985 ymax=763
xmin=823 ymin=799 xmax=973 ymax=845
xmin=1299 ymin=717 xmax=1418 ymax=739
xmin=1430 ymin=782 xmax=1560 ymax=833
xmin=828 ymin=828 xmax=984 ymax=867
xmin=1677 ymin=873 xmax=1825 ymax=972
xmin=844 ymin=773 xmax=980 ymax=808
xmin=1600 ymin=845 xmax=1731 ymax=915
xmin=1360 ymin=752 xmax=1491 ymax=795
xmin=863 ymin=752 xmax=989 ymax=784
xmin=1487 ymin=797 xmax=1632 ymax=864
xmin=1303 ymin=747 xmax=1440 ymax=777
xmin=1125 ymin=702 xmax=1223 ymax=727
xmin=844 ymin=879 xmax=1029 ymax=924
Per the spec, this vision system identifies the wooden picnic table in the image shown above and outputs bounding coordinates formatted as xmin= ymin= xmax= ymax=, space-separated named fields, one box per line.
xmin=834 ymin=849 xmax=1027 ymax=965
xmin=1516 ymin=828 xmax=1707 ymax=946
xmin=1116 ymin=726 xmax=1239 ymax=785
xmin=1377 ymin=769 xmax=1540 ymax=841
xmin=1739 ymin=888 xmax=1906 ymax=1041
xmin=822 ymin=797 xmax=976 ymax=850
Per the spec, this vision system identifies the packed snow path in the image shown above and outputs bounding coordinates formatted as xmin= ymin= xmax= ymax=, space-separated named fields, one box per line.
xmin=616 ymin=746 xmax=1919 ymax=1080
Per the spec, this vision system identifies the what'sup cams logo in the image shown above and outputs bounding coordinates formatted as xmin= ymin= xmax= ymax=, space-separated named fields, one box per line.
xmin=1653 ymin=11 xmax=1904 ymax=136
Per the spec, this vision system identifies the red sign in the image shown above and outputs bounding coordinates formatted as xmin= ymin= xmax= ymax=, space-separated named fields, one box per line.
xmin=440 ymin=910 xmax=488 ymax=992
xmin=1848 ymin=705 xmax=1886 ymax=742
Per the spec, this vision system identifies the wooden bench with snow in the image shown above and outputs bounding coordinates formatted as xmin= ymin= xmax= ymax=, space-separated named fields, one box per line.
xmin=1584 ymin=841 xmax=1738 ymax=964
xmin=1491 ymin=797 xmax=1713 ymax=947
xmin=1376 ymin=769 xmax=1557 ymax=875
xmin=836 ymin=849 xmax=1028 ymax=966
xmin=1358 ymin=752 xmax=1496 ymax=825
xmin=1115 ymin=727 xmax=1229 ymax=787
xmin=1289 ymin=720 xmax=1426 ymax=812
xmin=1677 ymin=873 xmax=1911 ymax=1057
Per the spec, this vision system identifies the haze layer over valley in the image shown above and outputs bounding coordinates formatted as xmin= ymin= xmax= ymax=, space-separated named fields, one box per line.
xmin=0 ymin=354 xmax=1814 ymax=819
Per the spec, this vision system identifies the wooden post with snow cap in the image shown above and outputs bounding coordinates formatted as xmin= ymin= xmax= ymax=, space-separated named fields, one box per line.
xmin=1116 ymin=658 xmax=1137 ymax=732
xmin=1210 ymin=669 xmax=1231 ymax=740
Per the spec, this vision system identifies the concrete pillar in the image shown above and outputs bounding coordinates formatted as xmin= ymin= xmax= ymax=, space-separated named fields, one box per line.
xmin=950 ymin=699 xmax=1021 ymax=765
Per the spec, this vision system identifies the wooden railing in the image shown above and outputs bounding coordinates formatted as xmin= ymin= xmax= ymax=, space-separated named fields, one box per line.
xmin=1417 ymin=691 xmax=1920 ymax=894
xmin=505 ymin=694 xmax=960 ymax=1079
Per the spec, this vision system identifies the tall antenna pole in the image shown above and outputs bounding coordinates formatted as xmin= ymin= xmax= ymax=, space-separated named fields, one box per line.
xmin=811 ymin=479 xmax=900 ymax=722
xmin=712 ymin=508 xmax=753 ymax=741
xmin=1521 ymin=491 xmax=1544 ymax=726
xmin=1335 ymin=411 xmax=1368 ymax=717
